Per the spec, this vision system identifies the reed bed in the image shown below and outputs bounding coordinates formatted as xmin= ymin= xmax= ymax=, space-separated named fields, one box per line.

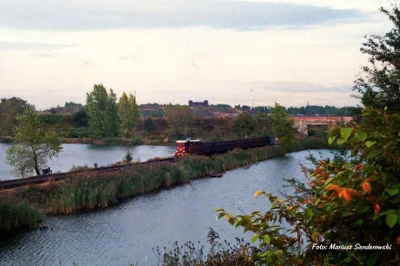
xmin=0 ymin=138 xmax=329 ymax=232
xmin=0 ymin=194 xmax=41 ymax=232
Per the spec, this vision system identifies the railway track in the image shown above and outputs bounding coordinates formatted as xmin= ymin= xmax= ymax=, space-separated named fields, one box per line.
xmin=0 ymin=157 xmax=175 ymax=190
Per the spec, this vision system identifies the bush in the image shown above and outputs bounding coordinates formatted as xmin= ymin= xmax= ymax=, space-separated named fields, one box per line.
xmin=233 ymin=112 xmax=254 ymax=138
xmin=217 ymin=108 xmax=400 ymax=265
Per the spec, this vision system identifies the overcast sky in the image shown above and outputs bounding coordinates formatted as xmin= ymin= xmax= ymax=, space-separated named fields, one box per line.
xmin=0 ymin=0 xmax=391 ymax=109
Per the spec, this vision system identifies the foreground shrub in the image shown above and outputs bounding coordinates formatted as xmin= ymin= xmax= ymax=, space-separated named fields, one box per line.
xmin=217 ymin=108 xmax=400 ymax=265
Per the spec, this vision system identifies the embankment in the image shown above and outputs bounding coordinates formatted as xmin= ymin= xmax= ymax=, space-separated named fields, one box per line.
xmin=0 ymin=138 xmax=328 ymax=233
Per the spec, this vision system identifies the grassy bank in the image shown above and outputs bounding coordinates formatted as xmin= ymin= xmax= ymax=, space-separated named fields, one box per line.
xmin=0 ymin=138 xmax=328 ymax=233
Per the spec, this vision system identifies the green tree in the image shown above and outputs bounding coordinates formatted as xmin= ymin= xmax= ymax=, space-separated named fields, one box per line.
xmin=269 ymin=103 xmax=296 ymax=145
xmin=0 ymin=97 xmax=34 ymax=136
xmin=118 ymin=92 xmax=139 ymax=137
xmin=163 ymin=105 xmax=194 ymax=138
xmin=6 ymin=109 xmax=62 ymax=177
xmin=123 ymin=150 xmax=133 ymax=163
xmin=353 ymin=5 xmax=400 ymax=112
xmin=144 ymin=117 xmax=156 ymax=133
xmin=233 ymin=112 xmax=254 ymax=138
xmin=86 ymin=84 xmax=118 ymax=137
xmin=217 ymin=107 xmax=400 ymax=265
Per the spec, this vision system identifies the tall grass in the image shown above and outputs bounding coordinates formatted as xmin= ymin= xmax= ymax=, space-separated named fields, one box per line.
xmin=0 ymin=138 xmax=330 ymax=232
xmin=0 ymin=194 xmax=41 ymax=231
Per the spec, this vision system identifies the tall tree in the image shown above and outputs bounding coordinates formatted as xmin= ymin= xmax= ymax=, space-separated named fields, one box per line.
xmin=6 ymin=108 xmax=62 ymax=177
xmin=0 ymin=97 xmax=34 ymax=136
xmin=353 ymin=5 xmax=400 ymax=112
xmin=118 ymin=92 xmax=139 ymax=137
xmin=86 ymin=84 xmax=118 ymax=137
xmin=164 ymin=105 xmax=194 ymax=138
xmin=269 ymin=103 xmax=297 ymax=145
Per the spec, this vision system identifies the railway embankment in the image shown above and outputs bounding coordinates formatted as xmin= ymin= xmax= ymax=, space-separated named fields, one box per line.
xmin=0 ymin=138 xmax=328 ymax=233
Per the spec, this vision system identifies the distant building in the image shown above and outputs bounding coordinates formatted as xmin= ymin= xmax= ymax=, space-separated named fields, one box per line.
xmin=189 ymin=100 xmax=209 ymax=107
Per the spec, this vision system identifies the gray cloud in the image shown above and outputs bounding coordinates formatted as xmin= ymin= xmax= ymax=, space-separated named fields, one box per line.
xmin=0 ymin=41 xmax=74 ymax=50
xmin=0 ymin=0 xmax=366 ymax=31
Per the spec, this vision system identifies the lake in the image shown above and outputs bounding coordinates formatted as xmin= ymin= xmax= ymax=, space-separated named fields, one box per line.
xmin=0 ymin=149 xmax=334 ymax=266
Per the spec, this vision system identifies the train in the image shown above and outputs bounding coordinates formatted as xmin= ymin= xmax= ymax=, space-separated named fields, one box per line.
xmin=174 ymin=136 xmax=277 ymax=157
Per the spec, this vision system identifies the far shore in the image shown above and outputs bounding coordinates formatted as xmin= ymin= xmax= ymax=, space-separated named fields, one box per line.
xmin=0 ymin=136 xmax=173 ymax=146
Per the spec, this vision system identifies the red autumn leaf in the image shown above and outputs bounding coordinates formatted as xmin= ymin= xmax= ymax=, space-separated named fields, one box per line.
xmin=396 ymin=236 xmax=400 ymax=245
xmin=342 ymin=189 xmax=352 ymax=202
xmin=361 ymin=182 xmax=371 ymax=194
xmin=327 ymin=184 xmax=340 ymax=191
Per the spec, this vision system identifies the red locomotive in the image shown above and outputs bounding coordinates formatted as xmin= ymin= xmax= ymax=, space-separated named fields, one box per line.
xmin=174 ymin=136 xmax=277 ymax=157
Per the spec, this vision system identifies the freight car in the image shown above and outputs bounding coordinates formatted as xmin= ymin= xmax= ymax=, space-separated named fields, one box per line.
xmin=174 ymin=136 xmax=276 ymax=157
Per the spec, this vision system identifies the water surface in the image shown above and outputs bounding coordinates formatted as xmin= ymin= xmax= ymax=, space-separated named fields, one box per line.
xmin=0 ymin=150 xmax=334 ymax=266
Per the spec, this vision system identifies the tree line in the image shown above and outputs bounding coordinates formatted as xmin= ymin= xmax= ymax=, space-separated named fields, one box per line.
xmin=251 ymin=105 xmax=358 ymax=117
